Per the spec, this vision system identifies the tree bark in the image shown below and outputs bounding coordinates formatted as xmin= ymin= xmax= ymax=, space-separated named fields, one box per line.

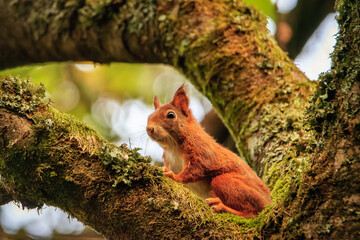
xmin=289 ymin=0 xmax=360 ymax=238
xmin=0 ymin=0 xmax=359 ymax=239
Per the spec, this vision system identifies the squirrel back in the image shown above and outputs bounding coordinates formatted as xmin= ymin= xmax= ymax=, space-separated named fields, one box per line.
xmin=146 ymin=85 xmax=271 ymax=218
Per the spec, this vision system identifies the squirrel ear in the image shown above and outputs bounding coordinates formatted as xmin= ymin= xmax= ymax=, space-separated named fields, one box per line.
xmin=172 ymin=85 xmax=189 ymax=116
xmin=154 ymin=96 xmax=161 ymax=109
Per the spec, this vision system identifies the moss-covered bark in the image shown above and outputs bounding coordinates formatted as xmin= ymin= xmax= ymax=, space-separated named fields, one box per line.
xmin=259 ymin=0 xmax=360 ymax=239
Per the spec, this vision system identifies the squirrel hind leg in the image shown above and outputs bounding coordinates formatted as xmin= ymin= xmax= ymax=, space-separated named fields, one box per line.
xmin=210 ymin=173 xmax=266 ymax=218
xmin=205 ymin=196 xmax=256 ymax=218
xmin=205 ymin=197 xmax=222 ymax=206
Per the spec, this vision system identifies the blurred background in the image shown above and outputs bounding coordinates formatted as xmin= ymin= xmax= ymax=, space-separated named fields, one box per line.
xmin=0 ymin=0 xmax=337 ymax=239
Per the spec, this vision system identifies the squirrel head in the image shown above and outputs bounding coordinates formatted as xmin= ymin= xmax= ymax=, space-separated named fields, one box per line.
xmin=146 ymin=85 xmax=193 ymax=147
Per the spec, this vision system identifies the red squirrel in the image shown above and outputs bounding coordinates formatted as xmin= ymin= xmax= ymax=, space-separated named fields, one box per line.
xmin=146 ymin=85 xmax=271 ymax=218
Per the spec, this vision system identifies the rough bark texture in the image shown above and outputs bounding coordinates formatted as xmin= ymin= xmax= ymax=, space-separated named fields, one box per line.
xmin=296 ymin=0 xmax=360 ymax=238
xmin=259 ymin=0 xmax=360 ymax=239
xmin=0 ymin=0 xmax=359 ymax=239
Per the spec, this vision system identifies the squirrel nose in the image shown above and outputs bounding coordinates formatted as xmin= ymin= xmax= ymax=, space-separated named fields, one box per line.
xmin=146 ymin=126 xmax=154 ymax=135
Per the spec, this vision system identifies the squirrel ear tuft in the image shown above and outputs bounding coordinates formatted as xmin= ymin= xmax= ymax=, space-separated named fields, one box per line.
xmin=172 ymin=85 xmax=189 ymax=116
xmin=154 ymin=96 xmax=161 ymax=109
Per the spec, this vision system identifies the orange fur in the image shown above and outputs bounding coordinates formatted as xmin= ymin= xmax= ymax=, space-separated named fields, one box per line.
xmin=146 ymin=85 xmax=271 ymax=218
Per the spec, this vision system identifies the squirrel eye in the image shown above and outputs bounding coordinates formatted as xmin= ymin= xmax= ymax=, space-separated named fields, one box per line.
xmin=167 ymin=111 xmax=176 ymax=119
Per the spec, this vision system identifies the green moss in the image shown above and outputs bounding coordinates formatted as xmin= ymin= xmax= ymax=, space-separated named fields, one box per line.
xmin=101 ymin=143 xmax=163 ymax=187
xmin=307 ymin=0 xmax=360 ymax=139
xmin=243 ymin=95 xmax=318 ymax=237
xmin=258 ymin=1 xmax=360 ymax=237
xmin=0 ymin=75 xmax=45 ymax=115
xmin=125 ymin=0 xmax=156 ymax=34
xmin=296 ymin=1 xmax=360 ymax=237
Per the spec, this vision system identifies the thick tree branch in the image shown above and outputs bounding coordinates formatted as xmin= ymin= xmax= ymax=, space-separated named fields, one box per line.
xmin=0 ymin=0 xmax=160 ymax=68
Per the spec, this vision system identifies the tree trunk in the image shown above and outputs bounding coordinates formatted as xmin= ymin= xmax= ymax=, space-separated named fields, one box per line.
xmin=0 ymin=0 xmax=359 ymax=239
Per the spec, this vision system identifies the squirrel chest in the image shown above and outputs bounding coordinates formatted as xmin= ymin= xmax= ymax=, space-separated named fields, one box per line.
xmin=164 ymin=147 xmax=211 ymax=199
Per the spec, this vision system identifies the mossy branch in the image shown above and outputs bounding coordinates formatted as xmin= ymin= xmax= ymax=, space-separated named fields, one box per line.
xmin=0 ymin=76 xmax=255 ymax=239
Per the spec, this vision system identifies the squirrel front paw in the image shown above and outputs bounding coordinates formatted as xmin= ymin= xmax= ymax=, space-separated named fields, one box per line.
xmin=163 ymin=167 xmax=176 ymax=180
